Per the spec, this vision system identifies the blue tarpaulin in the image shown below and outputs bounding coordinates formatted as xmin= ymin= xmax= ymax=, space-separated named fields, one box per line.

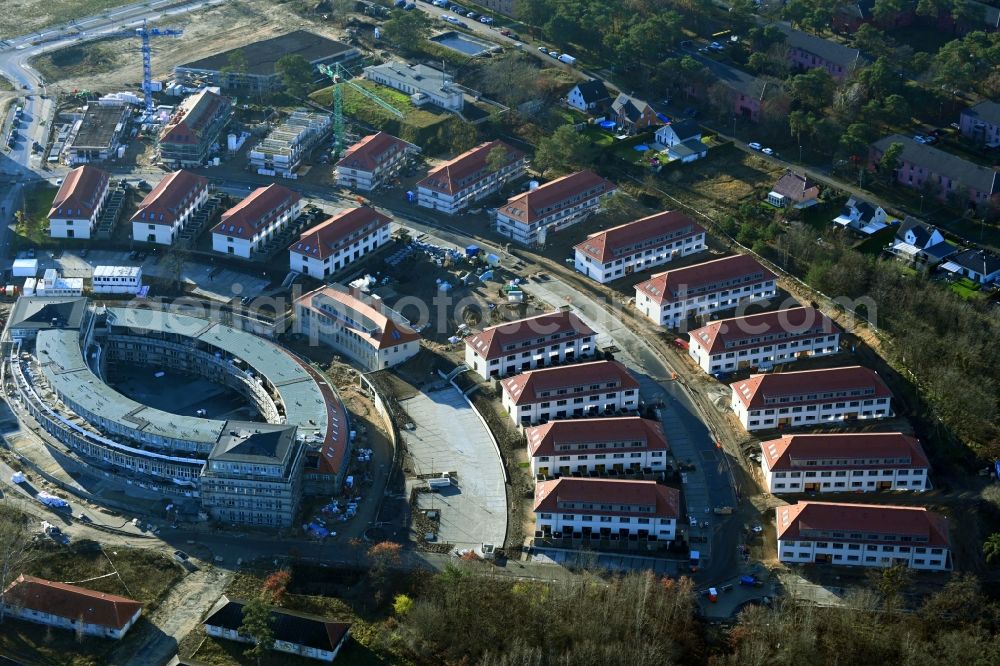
xmin=634 ymin=144 xmax=649 ymax=151
xmin=599 ymin=120 xmax=615 ymax=129
xmin=656 ymin=113 xmax=670 ymax=123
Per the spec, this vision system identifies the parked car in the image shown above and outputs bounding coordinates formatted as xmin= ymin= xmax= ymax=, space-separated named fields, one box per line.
xmin=709 ymin=41 xmax=724 ymax=51
xmin=480 ymin=16 xmax=493 ymax=23
xmin=466 ymin=11 xmax=477 ymax=18
xmin=761 ymin=147 xmax=774 ymax=155
xmin=748 ymin=142 xmax=762 ymax=151
xmin=173 ymin=549 xmax=189 ymax=562
xmin=432 ymin=0 xmax=447 ymax=6
xmin=680 ymin=39 xmax=692 ymax=47
xmin=548 ymin=50 xmax=559 ymax=58
xmin=537 ymin=45 xmax=547 ymax=52
xmin=913 ymin=135 xmax=927 ymax=144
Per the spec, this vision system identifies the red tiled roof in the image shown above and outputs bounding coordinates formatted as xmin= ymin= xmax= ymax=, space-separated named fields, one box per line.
xmin=527 ymin=416 xmax=668 ymax=457
xmin=574 ymin=211 xmax=705 ymax=263
xmin=688 ymin=307 xmax=840 ymax=355
xmin=296 ymin=285 xmax=421 ymax=350
xmin=212 ymin=184 xmax=301 ymax=240
xmin=336 ymin=132 xmax=415 ymax=173
xmin=501 ymin=360 xmax=638 ymax=406
xmin=464 ymin=310 xmax=594 ymax=360
xmin=777 ymin=501 xmax=950 ymax=547
xmin=534 ymin=478 xmax=680 ymax=518
xmin=3 ymin=575 xmax=141 ymax=630
xmin=731 ymin=365 xmax=893 ymax=410
xmin=159 ymin=89 xmax=230 ymax=146
xmin=635 ymin=254 xmax=775 ymax=305
xmin=289 ymin=207 xmax=391 ymax=260
xmin=130 ymin=170 xmax=209 ymax=226
xmin=761 ymin=432 xmax=929 ymax=471
xmin=417 ymin=140 xmax=524 ymax=195
xmin=48 ymin=165 xmax=109 ymax=220
xmin=498 ymin=170 xmax=616 ymax=225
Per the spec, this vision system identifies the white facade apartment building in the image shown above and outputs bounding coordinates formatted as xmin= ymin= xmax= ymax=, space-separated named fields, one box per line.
xmin=527 ymin=416 xmax=669 ymax=477
xmin=91 ymin=266 xmax=143 ymax=294
xmin=635 ymin=254 xmax=777 ymax=329
xmin=574 ymin=210 xmax=707 ymax=284
xmin=464 ymin=309 xmax=595 ymax=380
xmin=777 ymin=501 xmax=952 ymax=571
xmin=730 ymin=365 xmax=895 ymax=432
xmin=416 ymin=140 xmax=526 ymax=215
xmin=534 ymin=477 xmax=680 ymax=541
xmin=293 ymin=284 xmax=421 ymax=371
xmin=212 ymin=184 xmax=302 ymax=258
xmin=129 ymin=170 xmax=209 ymax=245
xmin=761 ymin=432 xmax=930 ymax=494
xmin=288 ymin=207 xmax=391 ymax=278
xmin=336 ymin=131 xmax=418 ymax=191
xmin=687 ymin=306 xmax=841 ymax=375
xmin=48 ymin=165 xmax=111 ymax=239
xmin=495 ymin=170 xmax=617 ymax=246
xmin=364 ymin=62 xmax=464 ymax=111
xmin=500 ymin=360 xmax=640 ymax=427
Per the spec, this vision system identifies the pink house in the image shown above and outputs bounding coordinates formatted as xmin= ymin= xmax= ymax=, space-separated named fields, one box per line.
xmin=695 ymin=57 xmax=780 ymax=123
xmin=778 ymin=24 xmax=866 ymax=81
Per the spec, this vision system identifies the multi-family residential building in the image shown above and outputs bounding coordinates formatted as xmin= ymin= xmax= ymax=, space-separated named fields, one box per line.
xmin=767 ymin=170 xmax=820 ymax=208
xmin=464 ymin=309 xmax=595 ymax=380
xmin=730 ymin=365 xmax=895 ymax=432
xmin=566 ymin=79 xmax=611 ymax=113
xmin=610 ymin=93 xmax=661 ymax=133
xmin=871 ymin=134 xmax=1000 ymax=207
xmin=692 ymin=57 xmax=781 ymax=123
xmin=777 ymin=501 xmax=951 ymax=571
xmin=294 ymin=284 xmax=421 ymax=371
xmin=501 ymin=360 xmax=640 ymax=427
xmin=47 ymin=165 xmax=110 ymax=239
xmin=687 ymin=306 xmax=841 ymax=374
xmin=364 ymin=61 xmax=464 ymax=111
xmin=527 ymin=416 xmax=669 ymax=477
xmin=335 ymin=132 xmax=419 ymax=191
xmin=204 ymin=595 xmax=352 ymax=662
xmin=574 ymin=211 xmax=707 ymax=284
xmin=130 ymin=170 xmax=210 ymax=245
xmin=634 ymin=254 xmax=777 ymax=329
xmin=761 ymin=432 xmax=930 ymax=494
xmin=778 ymin=23 xmax=866 ymax=80
xmin=1 ymin=575 xmax=142 ymax=640
xmin=960 ymin=101 xmax=1000 ymax=147
xmin=495 ymin=170 xmax=617 ymax=246
xmin=199 ymin=423 xmax=305 ymax=528
xmin=158 ymin=89 xmax=232 ymax=167
xmin=249 ymin=110 xmax=331 ymax=177
xmin=288 ymin=207 xmax=392 ymax=278
xmin=888 ymin=216 xmax=957 ymax=266
xmin=211 ymin=184 xmax=301 ymax=258
xmin=534 ymin=477 xmax=680 ymax=541
xmin=416 ymin=140 xmax=526 ymax=214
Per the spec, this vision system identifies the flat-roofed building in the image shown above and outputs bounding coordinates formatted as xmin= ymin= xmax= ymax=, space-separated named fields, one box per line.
xmin=416 ymin=140 xmax=526 ymax=214
xmin=364 ymin=61 xmax=464 ymax=111
xmin=158 ymin=90 xmax=232 ymax=167
xmin=249 ymin=110 xmax=331 ymax=177
xmin=730 ymin=365 xmax=894 ymax=432
xmin=762 ymin=432 xmax=930 ymax=494
xmin=634 ymin=254 xmax=777 ymax=329
xmin=534 ymin=478 xmax=680 ymax=541
xmin=527 ymin=416 xmax=669 ymax=476
xmin=495 ymin=170 xmax=617 ymax=246
xmin=501 ymin=360 xmax=640 ymax=427
xmin=91 ymin=266 xmax=143 ymax=294
xmin=48 ymin=165 xmax=110 ymax=239
xmin=130 ymin=170 xmax=210 ymax=245
xmin=288 ymin=207 xmax=391 ymax=278
xmin=777 ymin=501 xmax=951 ymax=570
xmin=1 ymin=575 xmax=142 ymax=640
xmin=336 ymin=132 xmax=419 ymax=192
xmin=687 ymin=306 xmax=841 ymax=374
xmin=574 ymin=211 xmax=706 ymax=283
xmin=212 ymin=184 xmax=302 ymax=258
xmin=464 ymin=310 xmax=595 ymax=380
xmin=64 ymin=104 xmax=130 ymax=165
xmin=294 ymin=284 xmax=421 ymax=371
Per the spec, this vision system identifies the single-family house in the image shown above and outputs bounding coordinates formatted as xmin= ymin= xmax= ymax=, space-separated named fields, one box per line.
xmin=777 ymin=23 xmax=866 ymax=81
xmin=129 ymin=170 xmax=210 ymax=245
xmin=940 ymin=248 xmax=1000 ymax=284
xmin=959 ymin=101 xmax=1000 ymax=148
xmin=566 ymin=79 xmax=612 ymax=113
xmin=574 ymin=210 xmax=707 ymax=284
xmin=777 ymin=502 xmax=951 ymax=571
xmin=1 ymin=575 xmax=142 ymax=640
xmin=211 ymin=183 xmax=302 ymax=258
xmin=888 ymin=216 xmax=957 ymax=265
xmin=416 ymin=140 xmax=526 ymax=215
xmin=48 ymin=165 xmax=111 ymax=239
xmin=464 ymin=309 xmax=596 ymax=380
xmin=832 ymin=196 xmax=889 ymax=234
xmin=730 ymin=365 xmax=894 ymax=432
xmin=203 ymin=595 xmax=352 ymax=662
xmin=668 ymin=137 xmax=708 ymax=163
xmin=534 ymin=477 xmax=680 ymax=542
xmin=761 ymin=432 xmax=930 ymax=494
xmin=527 ymin=416 xmax=669 ymax=477
xmin=871 ymin=134 xmax=1000 ymax=208
xmin=767 ymin=170 xmax=820 ymax=208
xmin=335 ymin=132 xmax=419 ymax=192
xmin=610 ymin=94 xmax=661 ymax=133
xmin=655 ymin=119 xmax=701 ymax=148
xmin=288 ymin=207 xmax=391 ymax=278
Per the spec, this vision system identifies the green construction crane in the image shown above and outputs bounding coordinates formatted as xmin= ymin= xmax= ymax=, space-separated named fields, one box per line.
xmin=318 ymin=63 xmax=404 ymax=158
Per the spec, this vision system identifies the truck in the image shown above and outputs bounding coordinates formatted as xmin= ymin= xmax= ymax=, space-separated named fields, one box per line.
xmin=427 ymin=473 xmax=453 ymax=491
xmin=557 ymin=53 xmax=577 ymax=66
xmin=37 ymin=492 xmax=69 ymax=509
xmin=713 ymin=506 xmax=733 ymax=515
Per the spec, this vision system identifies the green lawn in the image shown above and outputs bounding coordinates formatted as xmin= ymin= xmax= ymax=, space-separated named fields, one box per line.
xmin=310 ymin=80 xmax=447 ymax=131
xmin=949 ymin=277 xmax=983 ymax=300
xmin=12 ymin=183 xmax=57 ymax=251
